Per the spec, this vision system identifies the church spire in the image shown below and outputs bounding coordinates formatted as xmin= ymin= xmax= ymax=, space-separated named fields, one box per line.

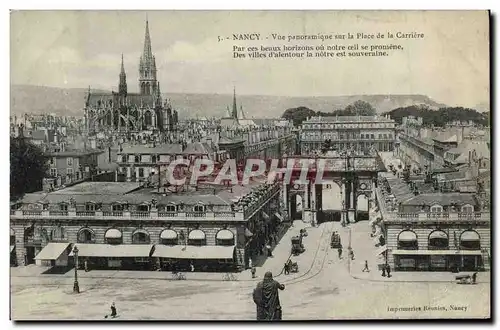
xmin=119 ymin=54 xmax=127 ymax=96
xmin=139 ymin=18 xmax=157 ymax=95
xmin=232 ymin=86 xmax=238 ymax=119
xmin=143 ymin=19 xmax=153 ymax=60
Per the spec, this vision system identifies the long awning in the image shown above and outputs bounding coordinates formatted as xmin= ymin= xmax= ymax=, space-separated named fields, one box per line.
xmin=392 ymin=250 xmax=482 ymax=256
xmin=216 ymin=229 xmax=234 ymax=240
xmin=34 ymin=242 xmax=71 ymax=260
xmin=398 ymin=231 xmax=417 ymax=242
xmin=152 ymin=245 xmax=235 ymax=260
xmin=376 ymin=246 xmax=389 ymax=255
xmin=69 ymin=244 xmax=153 ymax=258
xmin=275 ymin=212 xmax=284 ymax=222
xmin=461 ymin=231 xmax=480 ymax=241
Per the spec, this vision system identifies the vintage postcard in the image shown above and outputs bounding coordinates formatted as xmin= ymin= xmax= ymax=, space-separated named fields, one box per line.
xmin=10 ymin=10 xmax=490 ymax=320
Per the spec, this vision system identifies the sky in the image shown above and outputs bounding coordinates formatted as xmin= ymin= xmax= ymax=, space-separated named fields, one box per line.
xmin=10 ymin=10 xmax=489 ymax=108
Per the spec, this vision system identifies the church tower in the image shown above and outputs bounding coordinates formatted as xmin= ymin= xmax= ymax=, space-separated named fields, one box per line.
xmin=118 ymin=54 xmax=127 ymax=96
xmin=232 ymin=87 xmax=238 ymax=119
xmin=139 ymin=19 xmax=159 ymax=96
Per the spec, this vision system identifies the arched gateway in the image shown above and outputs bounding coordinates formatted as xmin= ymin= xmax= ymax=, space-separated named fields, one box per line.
xmin=283 ymin=152 xmax=385 ymax=225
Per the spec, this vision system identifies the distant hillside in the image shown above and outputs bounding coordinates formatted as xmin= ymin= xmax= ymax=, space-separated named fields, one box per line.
xmin=11 ymin=84 xmax=448 ymax=118
xmin=383 ymin=105 xmax=489 ymax=127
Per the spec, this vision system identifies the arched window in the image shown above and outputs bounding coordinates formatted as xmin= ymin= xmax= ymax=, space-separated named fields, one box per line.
xmin=160 ymin=229 xmax=178 ymax=245
xmin=132 ymin=229 xmax=150 ymax=244
xmin=397 ymin=230 xmax=418 ymax=250
xmin=49 ymin=227 xmax=66 ymax=242
xmin=461 ymin=204 xmax=474 ymax=214
xmin=105 ymin=228 xmax=123 ymax=244
xmin=194 ymin=204 xmax=205 ymax=213
xmin=134 ymin=155 xmax=140 ymax=163
xmin=121 ymin=155 xmax=127 ymax=163
xmin=165 ymin=204 xmax=177 ymax=212
xmin=188 ymin=229 xmax=206 ymax=246
xmin=216 ymin=229 xmax=235 ymax=246
xmin=152 ymin=155 xmax=157 ymax=163
xmin=428 ymin=230 xmax=448 ymax=250
xmin=77 ymin=228 xmax=95 ymax=243
xmin=459 ymin=230 xmax=480 ymax=250
xmin=430 ymin=204 xmax=443 ymax=213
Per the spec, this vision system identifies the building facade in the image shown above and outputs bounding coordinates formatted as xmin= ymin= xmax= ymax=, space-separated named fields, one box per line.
xmin=10 ymin=181 xmax=286 ymax=271
xmin=300 ymin=115 xmax=396 ymax=154
xmin=372 ymin=174 xmax=490 ymax=272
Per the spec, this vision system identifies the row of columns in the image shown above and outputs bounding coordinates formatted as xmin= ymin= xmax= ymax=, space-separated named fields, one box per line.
xmin=283 ymin=177 xmax=377 ymax=225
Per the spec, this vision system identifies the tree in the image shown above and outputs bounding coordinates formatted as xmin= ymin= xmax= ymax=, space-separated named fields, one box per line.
xmin=344 ymin=100 xmax=376 ymax=116
xmin=10 ymin=137 xmax=48 ymax=200
xmin=281 ymin=106 xmax=316 ymax=127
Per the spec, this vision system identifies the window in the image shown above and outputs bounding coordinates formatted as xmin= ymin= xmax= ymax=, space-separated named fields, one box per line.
xmin=397 ymin=230 xmax=418 ymax=250
xmin=137 ymin=204 xmax=149 ymax=212
xmin=138 ymin=168 xmax=144 ymax=178
xmin=67 ymin=158 xmax=73 ymax=166
xmin=134 ymin=156 xmax=140 ymax=163
xmin=59 ymin=203 xmax=68 ymax=211
xmin=50 ymin=157 xmax=55 ymax=165
xmin=152 ymin=155 xmax=157 ymax=163
xmin=112 ymin=204 xmax=123 ymax=211
xmin=121 ymin=156 xmax=127 ymax=163
xmin=166 ymin=205 xmax=176 ymax=212
xmin=132 ymin=231 xmax=150 ymax=244
xmin=428 ymin=231 xmax=449 ymax=250
xmin=461 ymin=204 xmax=474 ymax=213
xmin=85 ymin=203 xmax=95 ymax=211
xmin=194 ymin=205 xmax=205 ymax=212
xmin=76 ymin=172 xmax=80 ymax=180
xmin=50 ymin=168 xmax=57 ymax=177
xmin=430 ymin=205 xmax=443 ymax=213
xmin=371 ymin=134 xmax=375 ymax=139
xmin=360 ymin=134 xmax=364 ymax=139
xmin=77 ymin=228 xmax=94 ymax=243
xmin=67 ymin=168 xmax=74 ymax=176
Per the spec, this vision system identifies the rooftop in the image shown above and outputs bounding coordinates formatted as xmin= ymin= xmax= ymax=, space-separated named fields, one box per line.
xmin=402 ymin=192 xmax=478 ymax=207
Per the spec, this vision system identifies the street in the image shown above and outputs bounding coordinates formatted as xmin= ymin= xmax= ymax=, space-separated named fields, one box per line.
xmin=10 ymin=218 xmax=490 ymax=320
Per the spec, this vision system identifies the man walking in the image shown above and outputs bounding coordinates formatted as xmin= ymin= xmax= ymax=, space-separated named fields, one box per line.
xmin=253 ymin=271 xmax=285 ymax=320
xmin=386 ymin=264 xmax=391 ymax=278
xmin=362 ymin=260 xmax=370 ymax=272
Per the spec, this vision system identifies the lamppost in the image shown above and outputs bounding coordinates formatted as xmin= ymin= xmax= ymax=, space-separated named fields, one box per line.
xmin=73 ymin=246 xmax=80 ymax=294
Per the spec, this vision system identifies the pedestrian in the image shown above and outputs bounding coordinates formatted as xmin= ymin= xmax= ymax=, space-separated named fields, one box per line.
xmin=190 ymin=262 xmax=195 ymax=272
xmin=362 ymin=260 xmax=370 ymax=272
xmin=349 ymin=249 xmax=355 ymax=260
xmin=251 ymin=266 xmax=257 ymax=278
xmin=472 ymin=272 xmax=478 ymax=284
xmin=110 ymin=302 xmax=117 ymax=318
xmin=382 ymin=265 xmax=386 ymax=277
xmin=284 ymin=262 xmax=289 ymax=275
xmin=337 ymin=247 xmax=343 ymax=259
xmin=248 ymin=258 xmax=253 ymax=270
xmin=266 ymin=244 xmax=273 ymax=257
xmin=84 ymin=260 xmax=89 ymax=272
xmin=386 ymin=264 xmax=391 ymax=278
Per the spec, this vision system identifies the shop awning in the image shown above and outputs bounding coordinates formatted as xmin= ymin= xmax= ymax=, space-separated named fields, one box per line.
xmin=392 ymin=250 xmax=482 ymax=256
xmin=398 ymin=231 xmax=417 ymax=242
xmin=188 ymin=229 xmax=206 ymax=240
xmin=429 ymin=231 xmax=448 ymax=240
xmin=69 ymin=244 xmax=153 ymax=258
xmin=376 ymin=246 xmax=389 ymax=255
xmin=216 ymin=229 xmax=234 ymax=240
xmin=105 ymin=229 xmax=122 ymax=239
xmin=460 ymin=231 xmax=480 ymax=241
xmin=275 ymin=212 xmax=284 ymax=222
xmin=10 ymin=245 xmax=15 ymax=253
xmin=34 ymin=242 xmax=70 ymax=260
xmin=160 ymin=229 xmax=178 ymax=240
xmin=152 ymin=245 xmax=235 ymax=260
xmin=245 ymin=228 xmax=254 ymax=237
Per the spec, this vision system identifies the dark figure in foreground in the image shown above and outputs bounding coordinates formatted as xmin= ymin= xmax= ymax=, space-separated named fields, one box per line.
xmin=362 ymin=260 xmax=370 ymax=272
xmin=386 ymin=264 xmax=391 ymax=278
xmin=472 ymin=272 xmax=478 ymax=284
xmin=107 ymin=302 xmax=117 ymax=318
xmin=253 ymin=271 xmax=285 ymax=320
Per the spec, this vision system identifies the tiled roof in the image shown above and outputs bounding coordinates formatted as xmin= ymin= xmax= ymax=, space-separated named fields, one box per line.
xmin=121 ymin=144 xmax=182 ymax=154
xmin=402 ymin=193 xmax=477 ymax=207
xmin=183 ymin=142 xmax=213 ymax=155
xmin=46 ymin=149 xmax=104 ymax=157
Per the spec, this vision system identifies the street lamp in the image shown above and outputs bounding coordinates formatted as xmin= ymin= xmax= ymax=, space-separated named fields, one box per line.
xmin=73 ymin=246 xmax=80 ymax=294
